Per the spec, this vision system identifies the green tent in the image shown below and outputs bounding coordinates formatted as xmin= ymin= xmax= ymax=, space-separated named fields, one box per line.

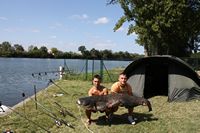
xmin=124 ymin=55 xmax=200 ymax=102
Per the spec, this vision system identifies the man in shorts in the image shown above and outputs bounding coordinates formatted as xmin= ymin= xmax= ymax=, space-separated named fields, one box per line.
xmin=111 ymin=72 xmax=136 ymax=125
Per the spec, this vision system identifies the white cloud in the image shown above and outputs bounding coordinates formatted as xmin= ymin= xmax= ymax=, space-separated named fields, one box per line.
xmin=87 ymin=38 xmax=116 ymax=50
xmin=50 ymin=35 xmax=57 ymax=39
xmin=3 ymin=27 xmax=41 ymax=33
xmin=0 ymin=17 xmax=8 ymax=21
xmin=4 ymin=28 xmax=21 ymax=32
xmin=94 ymin=17 xmax=109 ymax=24
xmin=31 ymin=29 xmax=40 ymax=33
xmin=49 ymin=22 xmax=63 ymax=29
xmin=55 ymin=22 xmax=63 ymax=27
xmin=70 ymin=14 xmax=89 ymax=20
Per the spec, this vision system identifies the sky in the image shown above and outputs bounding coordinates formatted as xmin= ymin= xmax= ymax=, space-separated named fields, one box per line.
xmin=0 ymin=0 xmax=144 ymax=54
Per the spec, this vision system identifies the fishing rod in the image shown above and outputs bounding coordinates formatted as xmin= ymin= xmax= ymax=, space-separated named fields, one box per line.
xmin=54 ymin=101 xmax=77 ymax=119
xmin=2 ymin=102 xmax=50 ymax=133
xmin=32 ymin=70 xmax=62 ymax=77
xmin=45 ymin=79 xmax=78 ymax=119
xmin=48 ymin=79 xmax=69 ymax=95
xmin=22 ymin=77 xmax=75 ymax=119
xmin=40 ymin=87 xmax=76 ymax=119
xmin=41 ymin=86 xmax=76 ymax=119
xmin=28 ymin=97 xmax=74 ymax=129
xmin=31 ymin=71 xmax=59 ymax=82
xmin=11 ymin=88 xmax=74 ymax=129
xmin=40 ymin=92 xmax=66 ymax=117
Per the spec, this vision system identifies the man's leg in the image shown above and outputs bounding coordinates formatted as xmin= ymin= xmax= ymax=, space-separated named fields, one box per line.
xmin=85 ymin=110 xmax=92 ymax=125
xmin=127 ymin=108 xmax=136 ymax=125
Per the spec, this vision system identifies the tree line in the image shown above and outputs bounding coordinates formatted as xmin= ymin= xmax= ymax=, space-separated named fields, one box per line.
xmin=0 ymin=41 xmax=143 ymax=60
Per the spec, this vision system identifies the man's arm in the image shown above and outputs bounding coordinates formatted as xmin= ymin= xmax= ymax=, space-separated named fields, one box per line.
xmin=127 ymin=83 xmax=133 ymax=96
xmin=110 ymin=82 xmax=119 ymax=93
xmin=102 ymin=88 xmax=109 ymax=95
xmin=88 ymin=87 xmax=94 ymax=96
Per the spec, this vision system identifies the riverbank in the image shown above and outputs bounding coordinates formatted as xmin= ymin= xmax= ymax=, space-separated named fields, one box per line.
xmin=0 ymin=79 xmax=113 ymax=132
xmin=1 ymin=79 xmax=200 ymax=133
xmin=0 ymin=83 xmax=55 ymax=117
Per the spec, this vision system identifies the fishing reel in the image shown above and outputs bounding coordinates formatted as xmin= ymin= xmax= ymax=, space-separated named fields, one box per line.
xmin=55 ymin=120 xmax=62 ymax=127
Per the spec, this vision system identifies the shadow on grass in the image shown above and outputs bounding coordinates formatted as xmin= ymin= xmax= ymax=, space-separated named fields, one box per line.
xmin=95 ymin=112 xmax=158 ymax=126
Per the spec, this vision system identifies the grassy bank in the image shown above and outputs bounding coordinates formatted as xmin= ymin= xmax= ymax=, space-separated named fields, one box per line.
xmin=1 ymin=79 xmax=200 ymax=133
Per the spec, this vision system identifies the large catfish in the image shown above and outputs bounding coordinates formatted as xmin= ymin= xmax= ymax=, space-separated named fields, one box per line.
xmin=77 ymin=93 xmax=152 ymax=122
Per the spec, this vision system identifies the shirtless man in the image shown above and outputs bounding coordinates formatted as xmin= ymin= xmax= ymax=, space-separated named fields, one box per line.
xmin=111 ymin=72 xmax=136 ymax=125
xmin=86 ymin=74 xmax=108 ymax=124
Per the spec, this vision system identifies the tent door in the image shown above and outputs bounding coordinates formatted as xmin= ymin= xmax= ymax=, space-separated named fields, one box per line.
xmin=144 ymin=63 xmax=168 ymax=98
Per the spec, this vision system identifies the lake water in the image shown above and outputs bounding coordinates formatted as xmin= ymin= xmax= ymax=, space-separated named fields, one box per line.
xmin=0 ymin=58 xmax=131 ymax=106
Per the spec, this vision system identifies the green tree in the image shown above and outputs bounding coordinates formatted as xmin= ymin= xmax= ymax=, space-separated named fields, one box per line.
xmin=101 ymin=49 xmax=113 ymax=59
xmin=108 ymin=0 xmax=200 ymax=57
xmin=39 ymin=46 xmax=49 ymax=58
xmin=28 ymin=45 xmax=34 ymax=52
xmin=13 ymin=44 xmax=25 ymax=57
xmin=78 ymin=45 xmax=91 ymax=58
xmin=78 ymin=45 xmax=86 ymax=54
xmin=14 ymin=44 xmax=24 ymax=52
xmin=27 ymin=45 xmax=41 ymax=58
xmin=0 ymin=41 xmax=14 ymax=56
xmin=90 ymin=48 xmax=100 ymax=58
xmin=39 ymin=46 xmax=48 ymax=53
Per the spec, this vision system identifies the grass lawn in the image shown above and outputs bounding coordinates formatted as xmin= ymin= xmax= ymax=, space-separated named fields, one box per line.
xmin=1 ymin=79 xmax=200 ymax=133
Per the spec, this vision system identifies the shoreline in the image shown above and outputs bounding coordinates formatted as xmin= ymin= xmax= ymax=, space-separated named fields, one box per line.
xmin=0 ymin=94 xmax=37 ymax=117
xmin=0 ymin=84 xmax=54 ymax=117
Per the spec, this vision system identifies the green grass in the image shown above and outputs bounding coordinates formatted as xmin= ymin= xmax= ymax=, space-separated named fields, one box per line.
xmin=1 ymin=80 xmax=200 ymax=133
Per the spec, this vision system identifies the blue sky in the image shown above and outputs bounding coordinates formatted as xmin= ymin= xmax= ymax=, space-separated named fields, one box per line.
xmin=0 ymin=0 xmax=144 ymax=54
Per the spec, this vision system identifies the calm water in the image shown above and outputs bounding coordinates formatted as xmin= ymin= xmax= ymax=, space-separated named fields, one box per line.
xmin=0 ymin=58 xmax=131 ymax=106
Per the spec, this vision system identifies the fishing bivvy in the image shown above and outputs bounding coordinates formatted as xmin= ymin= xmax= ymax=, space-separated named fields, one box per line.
xmin=124 ymin=55 xmax=200 ymax=102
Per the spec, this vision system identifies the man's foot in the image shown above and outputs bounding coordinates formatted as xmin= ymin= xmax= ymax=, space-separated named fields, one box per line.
xmin=86 ymin=119 xmax=92 ymax=125
xmin=128 ymin=116 xmax=136 ymax=125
